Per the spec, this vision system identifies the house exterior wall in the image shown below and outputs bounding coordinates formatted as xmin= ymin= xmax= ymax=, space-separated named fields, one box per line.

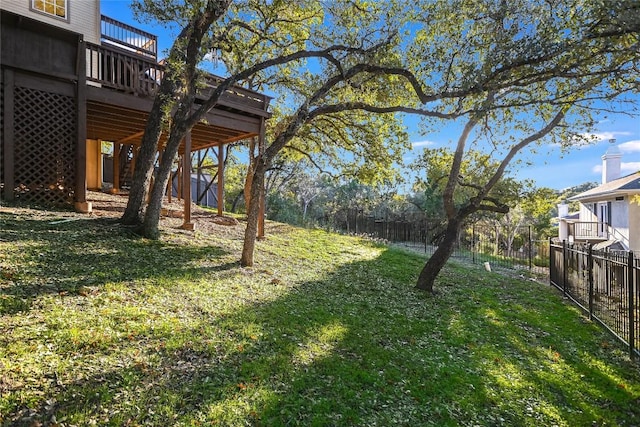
xmin=0 ymin=0 xmax=101 ymax=44
xmin=578 ymin=197 xmax=631 ymax=247
xmin=579 ymin=203 xmax=597 ymax=222
xmin=610 ymin=198 xmax=629 ymax=243
xmin=629 ymin=200 xmax=640 ymax=253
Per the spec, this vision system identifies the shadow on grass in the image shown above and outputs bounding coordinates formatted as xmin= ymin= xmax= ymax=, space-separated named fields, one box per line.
xmin=0 ymin=214 xmax=233 ymax=315
xmin=3 ymin=246 xmax=639 ymax=426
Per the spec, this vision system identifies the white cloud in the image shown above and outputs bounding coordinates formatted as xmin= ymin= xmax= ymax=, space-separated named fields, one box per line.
xmin=563 ymin=131 xmax=634 ymax=150
xmin=619 ymin=140 xmax=640 ymax=153
xmin=584 ymin=131 xmax=633 ymax=142
xmin=411 ymin=140 xmax=435 ymax=149
xmin=622 ymin=162 xmax=640 ymax=173
xmin=592 ymin=162 xmax=640 ymax=175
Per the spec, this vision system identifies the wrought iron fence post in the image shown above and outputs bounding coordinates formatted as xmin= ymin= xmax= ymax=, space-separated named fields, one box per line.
xmin=588 ymin=243 xmax=594 ymax=320
xmin=563 ymin=239 xmax=568 ymax=297
xmin=628 ymin=251 xmax=635 ymax=360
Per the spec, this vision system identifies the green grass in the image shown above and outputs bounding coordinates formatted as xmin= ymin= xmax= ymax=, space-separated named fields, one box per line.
xmin=1 ymin=208 xmax=639 ymax=426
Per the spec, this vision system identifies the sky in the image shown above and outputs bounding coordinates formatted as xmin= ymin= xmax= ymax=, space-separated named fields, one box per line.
xmin=100 ymin=1 xmax=640 ymax=192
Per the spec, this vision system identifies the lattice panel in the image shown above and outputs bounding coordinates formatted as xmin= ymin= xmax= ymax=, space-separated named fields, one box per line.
xmin=1 ymin=76 xmax=4 ymax=193
xmin=13 ymin=86 xmax=76 ymax=207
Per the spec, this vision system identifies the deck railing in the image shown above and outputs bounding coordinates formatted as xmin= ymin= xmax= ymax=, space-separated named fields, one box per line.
xmin=568 ymin=221 xmax=630 ymax=248
xmin=569 ymin=221 xmax=606 ymax=240
xmin=85 ymin=42 xmax=270 ymax=113
xmin=101 ymin=15 xmax=157 ymax=59
xmin=86 ymin=43 xmax=162 ymax=96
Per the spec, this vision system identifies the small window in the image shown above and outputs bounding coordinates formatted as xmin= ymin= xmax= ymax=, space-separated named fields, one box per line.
xmin=31 ymin=0 xmax=68 ymax=20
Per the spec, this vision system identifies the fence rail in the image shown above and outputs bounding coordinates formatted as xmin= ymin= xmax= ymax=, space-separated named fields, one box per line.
xmin=550 ymin=240 xmax=639 ymax=359
xmin=337 ymin=213 xmax=638 ymax=358
xmin=338 ymin=213 xmax=548 ymax=273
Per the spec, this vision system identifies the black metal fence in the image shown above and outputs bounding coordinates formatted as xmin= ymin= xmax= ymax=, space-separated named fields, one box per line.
xmin=340 ymin=213 xmax=549 ymax=273
xmin=549 ymin=240 xmax=639 ymax=359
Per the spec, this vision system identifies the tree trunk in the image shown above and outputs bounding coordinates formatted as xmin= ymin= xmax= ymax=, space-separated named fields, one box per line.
xmin=244 ymin=137 xmax=257 ymax=210
xmin=121 ymin=0 xmax=232 ymax=226
xmin=241 ymin=158 xmax=266 ymax=266
xmin=121 ymin=95 xmax=170 ymax=225
xmin=416 ymin=217 xmax=463 ymax=293
xmin=140 ymin=123 xmax=187 ymax=238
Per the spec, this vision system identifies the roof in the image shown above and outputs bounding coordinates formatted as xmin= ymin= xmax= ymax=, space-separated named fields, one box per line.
xmin=569 ymin=172 xmax=640 ymax=201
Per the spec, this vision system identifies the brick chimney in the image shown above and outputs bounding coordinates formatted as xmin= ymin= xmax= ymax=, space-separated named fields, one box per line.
xmin=601 ymin=139 xmax=621 ymax=184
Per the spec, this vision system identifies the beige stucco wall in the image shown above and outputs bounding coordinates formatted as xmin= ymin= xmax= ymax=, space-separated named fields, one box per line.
xmin=578 ymin=203 xmax=597 ymax=222
xmin=0 ymin=0 xmax=101 ymax=44
xmin=86 ymin=139 xmax=102 ymax=190
xmin=628 ymin=199 xmax=640 ymax=253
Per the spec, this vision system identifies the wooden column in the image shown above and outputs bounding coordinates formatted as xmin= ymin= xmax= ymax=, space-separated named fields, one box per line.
xmin=197 ymin=149 xmax=202 ymax=206
xmin=182 ymin=132 xmax=194 ymax=230
xmin=112 ymin=142 xmax=120 ymax=194
xmin=2 ymin=69 xmax=15 ymax=202
xmin=258 ymin=118 xmax=266 ymax=239
xmin=74 ymin=37 xmax=90 ymax=212
xmin=217 ymin=144 xmax=225 ymax=216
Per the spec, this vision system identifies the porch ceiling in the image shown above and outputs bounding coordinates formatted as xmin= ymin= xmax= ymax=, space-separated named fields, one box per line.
xmin=86 ymin=101 xmax=259 ymax=153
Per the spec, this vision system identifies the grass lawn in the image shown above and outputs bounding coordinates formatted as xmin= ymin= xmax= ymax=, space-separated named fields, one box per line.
xmin=1 ymin=205 xmax=639 ymax=426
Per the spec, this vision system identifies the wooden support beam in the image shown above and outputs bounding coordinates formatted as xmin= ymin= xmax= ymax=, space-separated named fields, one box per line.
xmin=217 ymin=144 xmax=224 ymax=216
xmin=197 ymin=149 xmax=202 ymax=207
xmin=112 ymin=142 xmax=120 ymax=194
xmin=182 ymin=132 xmax=194 ymax=230
xmin=116 ymin=130 xmax=144 ymax=145
xmin=75 ymin=37 xmax=90 ymax=212
xmin=258 ymin=118 xmax=266 ymax=239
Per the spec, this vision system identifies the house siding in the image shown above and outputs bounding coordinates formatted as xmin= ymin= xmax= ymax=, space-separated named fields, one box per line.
xmin=0 ymin=0 xmax=101 ymax=44
xmin=579 ymin=203 xmax=597 ymax=222
xmin=629 ymin=201 xmax=640 ymax=253
xmin=611 ymin=199 xmax=629 ymax=244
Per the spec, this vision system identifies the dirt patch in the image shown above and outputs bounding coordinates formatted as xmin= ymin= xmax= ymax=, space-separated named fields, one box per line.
xmin=0 ymin=191 xmax=251 ymax=241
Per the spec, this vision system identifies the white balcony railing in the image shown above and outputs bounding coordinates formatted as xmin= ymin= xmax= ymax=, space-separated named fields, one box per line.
xmin=568 ymin=221 xmax=629 ymax=249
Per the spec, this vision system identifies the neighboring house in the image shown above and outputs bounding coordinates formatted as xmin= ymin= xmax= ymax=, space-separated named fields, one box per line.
xmin=1 ymin=1 xmax=270 ymax=222
xmin=558 ymin=143 xmax=640 ymax=252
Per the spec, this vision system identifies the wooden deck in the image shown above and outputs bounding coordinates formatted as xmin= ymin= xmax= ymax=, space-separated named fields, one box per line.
xmin=85 ymin=41 xmax=271 ymax=152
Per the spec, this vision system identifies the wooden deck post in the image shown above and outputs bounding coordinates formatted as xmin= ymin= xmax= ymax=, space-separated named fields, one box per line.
xmin=74 ymin=37 xmax=91 ymax=213
xmin=258 ymin=118 xmax=266 ymax=239
xmin=112 ymin=142 xmax=120 ymax=194
xmin=217 ymin=144 xmax=224 ymax=216
xmin=182 ymin=132 xmax=194 ymax=230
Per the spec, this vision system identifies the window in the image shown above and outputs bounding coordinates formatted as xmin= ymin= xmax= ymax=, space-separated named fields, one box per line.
xmin=31 ymin=0 xmax=67 ymax=20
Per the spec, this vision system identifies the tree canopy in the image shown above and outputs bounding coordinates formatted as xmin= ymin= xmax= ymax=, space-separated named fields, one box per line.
xmin=122 ymin=0 xmax=639 ymax=292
